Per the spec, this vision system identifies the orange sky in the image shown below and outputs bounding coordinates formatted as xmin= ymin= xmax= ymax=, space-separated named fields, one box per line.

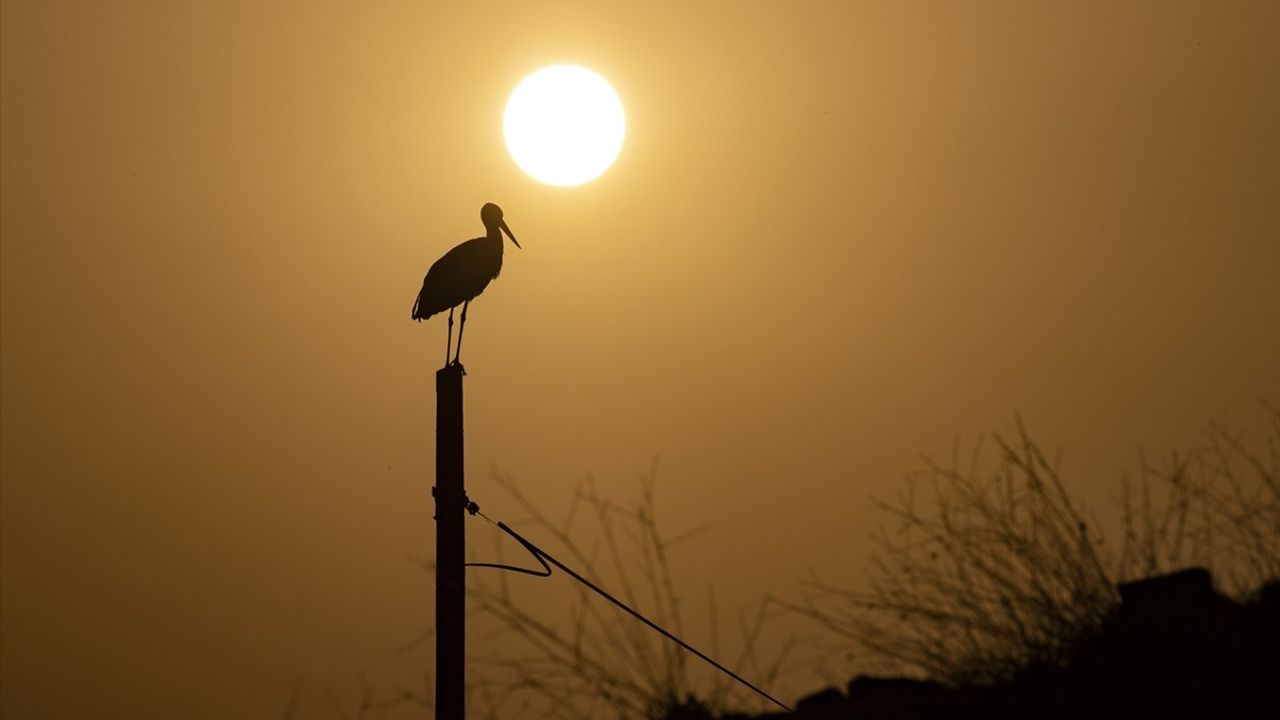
xmin=3 ymin=1 xmax=1278 ymax=717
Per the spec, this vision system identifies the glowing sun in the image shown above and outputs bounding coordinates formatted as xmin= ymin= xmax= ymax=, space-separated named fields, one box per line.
xmin=504 ymin=65 xmax=625 ymax=186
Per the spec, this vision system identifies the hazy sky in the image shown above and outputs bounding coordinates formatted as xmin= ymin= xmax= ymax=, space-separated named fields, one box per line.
xmin=3 ymin=1 xmax=1277 ymax=717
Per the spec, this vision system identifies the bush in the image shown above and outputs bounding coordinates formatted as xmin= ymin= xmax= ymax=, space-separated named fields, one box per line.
xmin=790 ymin=406 xmax=1280 ymax=686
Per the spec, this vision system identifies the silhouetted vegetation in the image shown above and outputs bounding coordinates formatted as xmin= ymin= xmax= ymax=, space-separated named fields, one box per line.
xmin=725 ymin=567 xmax=1280 ymax=719
xmin=359 ymin=408 xmax=1277 ymax=719
xmin=464 ymin=467 xmax=791 ymax=719
xmin=787 ymin=406 xmax=1278 ymax=688
xmin=787 ymin=419 xmax=1118 ymax=685
xmin=1116 ymin=409 xmax=1280 ymax=594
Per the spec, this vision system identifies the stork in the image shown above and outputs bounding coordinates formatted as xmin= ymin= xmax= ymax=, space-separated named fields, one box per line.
xmin=412 ymin=203 xmax=521 ymax=366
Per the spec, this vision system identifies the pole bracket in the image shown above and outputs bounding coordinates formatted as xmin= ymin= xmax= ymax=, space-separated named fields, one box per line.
xmin=431 ymin=486 xmax=479 ymax=519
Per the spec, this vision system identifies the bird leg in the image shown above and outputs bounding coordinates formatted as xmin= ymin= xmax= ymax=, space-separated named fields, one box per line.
xmin=453 ymin=300 xmax=470 ymax=365
xmin=445 ymin=306 xmax=455 ymax=367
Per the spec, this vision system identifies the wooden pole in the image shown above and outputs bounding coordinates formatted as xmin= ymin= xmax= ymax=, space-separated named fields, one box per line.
xmin=435 ymin=363 xmax=465 ymax=718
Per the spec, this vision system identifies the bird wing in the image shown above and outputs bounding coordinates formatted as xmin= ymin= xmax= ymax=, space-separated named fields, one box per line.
xmin=412 ymin=236 xmax=500 ymax=320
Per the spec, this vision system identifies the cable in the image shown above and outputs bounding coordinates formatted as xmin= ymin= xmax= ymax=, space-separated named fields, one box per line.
xmin=465 ymin=513 xmax=551 ymax=577
xmin=464 ymin=507 xmax=795 ymax=714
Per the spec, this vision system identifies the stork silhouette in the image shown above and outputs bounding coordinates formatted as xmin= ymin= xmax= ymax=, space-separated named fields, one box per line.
xmin=413 ymin=203 xmax=521 ymax=366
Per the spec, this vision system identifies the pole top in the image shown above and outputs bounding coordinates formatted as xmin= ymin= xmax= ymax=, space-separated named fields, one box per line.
xmin=437 ymin=362 xmax=467 ymax=378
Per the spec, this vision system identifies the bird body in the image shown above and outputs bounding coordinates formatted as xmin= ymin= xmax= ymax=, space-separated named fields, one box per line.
xmin=413 ymin=203 xmax=521 ymax=365
xmin=412 ymin=233 xmax=505 ymax=320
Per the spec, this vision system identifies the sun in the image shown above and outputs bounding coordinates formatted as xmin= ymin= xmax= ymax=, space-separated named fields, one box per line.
xmin=504 ymin=65 xmax=625 ymax=187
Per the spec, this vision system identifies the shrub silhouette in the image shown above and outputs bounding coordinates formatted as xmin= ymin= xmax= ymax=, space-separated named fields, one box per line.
xmin=368 ymin=408 xmax=1276 ymax=718
xmin=790 ymin=406 xmax=1279 ymax=686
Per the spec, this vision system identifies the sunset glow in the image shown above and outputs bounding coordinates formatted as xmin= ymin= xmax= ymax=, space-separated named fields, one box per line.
xmin=2 ymin=3 xmax=1278 ymax=718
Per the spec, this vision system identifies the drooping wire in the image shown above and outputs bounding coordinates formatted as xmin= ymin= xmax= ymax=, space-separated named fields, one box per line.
xmin=463 ymin=506 xmax=794 ymax=714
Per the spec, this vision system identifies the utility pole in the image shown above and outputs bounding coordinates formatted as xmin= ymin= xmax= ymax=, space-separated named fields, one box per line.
xmin=434 ymin=362 xmax=465 ymax=718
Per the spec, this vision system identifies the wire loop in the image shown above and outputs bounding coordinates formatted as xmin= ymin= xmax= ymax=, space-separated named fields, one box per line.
xmin=462 ymin=506 xmax=794 ymax=714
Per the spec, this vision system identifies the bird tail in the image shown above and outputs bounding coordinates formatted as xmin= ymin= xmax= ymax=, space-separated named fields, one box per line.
xmin=412 ymin=278 xmax=446 ymax=321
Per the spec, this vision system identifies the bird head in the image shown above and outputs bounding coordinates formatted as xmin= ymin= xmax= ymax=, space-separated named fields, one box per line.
xmin=481 ymin=202 xmax=521 ymax=249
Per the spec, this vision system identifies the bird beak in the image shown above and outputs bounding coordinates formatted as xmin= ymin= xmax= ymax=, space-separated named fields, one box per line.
xmin=501 ymin=220 xmax=521 ymax=249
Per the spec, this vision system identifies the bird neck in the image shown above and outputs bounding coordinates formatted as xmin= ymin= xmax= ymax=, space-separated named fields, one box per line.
xmin=486 ymin=228 xmax=504 ymax=247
